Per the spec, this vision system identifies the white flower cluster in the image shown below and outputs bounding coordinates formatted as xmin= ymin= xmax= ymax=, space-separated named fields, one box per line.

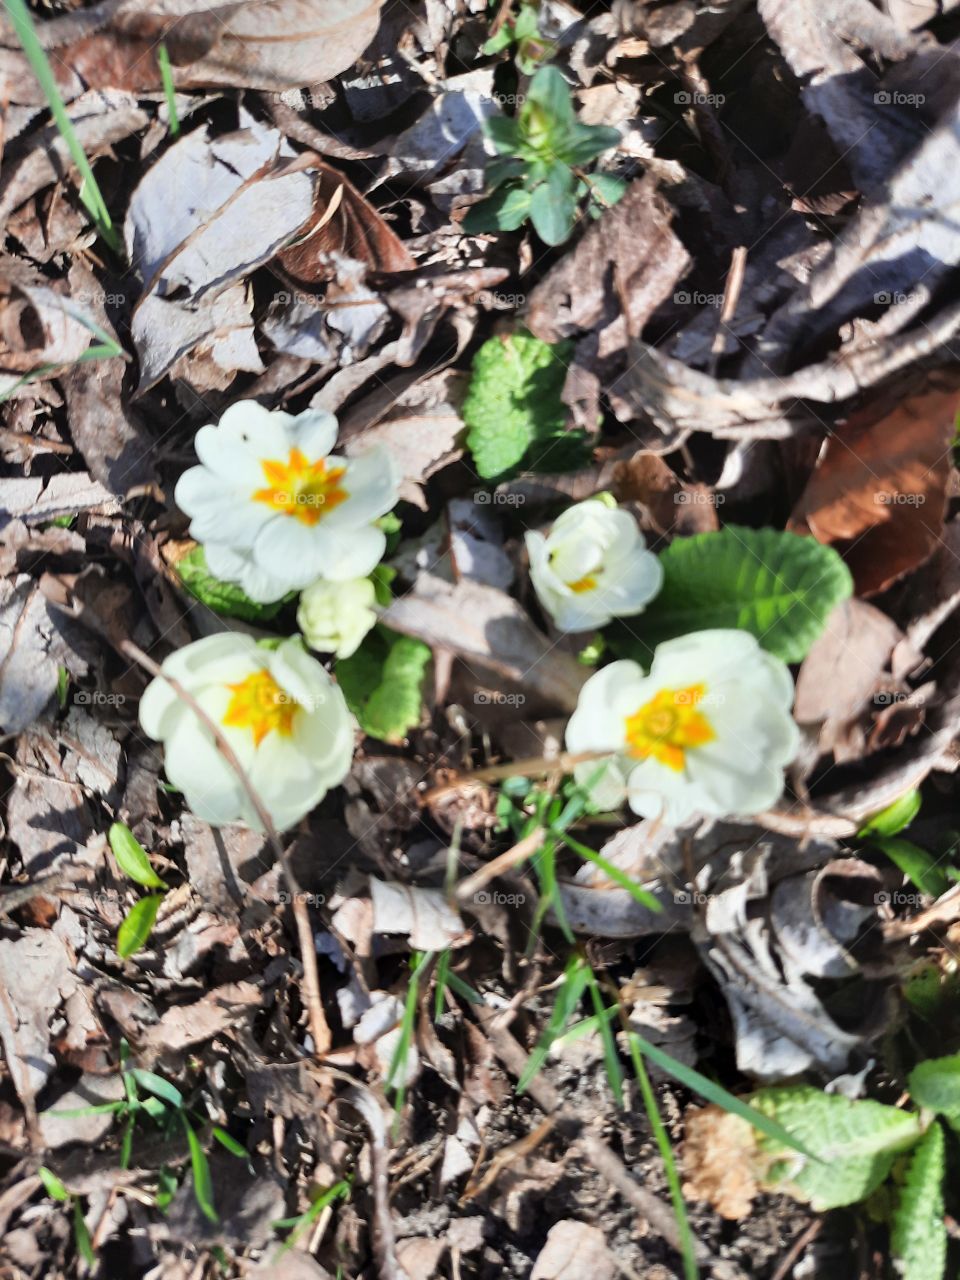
xmin=139 ymin=402 xmax=800 ymax=836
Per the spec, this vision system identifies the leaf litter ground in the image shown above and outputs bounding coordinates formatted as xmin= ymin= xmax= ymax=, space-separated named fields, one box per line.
xmin=2 ymin=1 xmax=960 ymax=1278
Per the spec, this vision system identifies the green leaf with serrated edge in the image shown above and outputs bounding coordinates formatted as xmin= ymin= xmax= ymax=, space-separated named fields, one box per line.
xmin=608 ymin=526 xmax=853 ymax=665
xmin=750 ymin=1086 xmax=923 ymax=1210
xmin=336 ymin=626 xmax=430 ymax=744
xmin=174 ymin=545 xmax=291 ymax=623
xmin=108 ymin=822 xmax=167 ymax=889
xmin=117 ymin=895 xmax=163 ymax=958
xmin=858 ymin=790 xmax=921 ymax=838
xmin=128 ymin=1068 xmax=183 ymax=1109
xmin=891 ymin=1122 xmax=946 ymax=1280
xmin=463 ymin=332 xmax=577 ymax=480
xmin=908 ymin=1054 xmax=960 ymax=1118
xmin=181 ymin=1115 xmax=218 ymax=1223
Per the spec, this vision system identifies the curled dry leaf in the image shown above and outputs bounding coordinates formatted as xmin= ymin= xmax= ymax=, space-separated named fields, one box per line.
xmin=0 ymin=0 xmax=385 ymax=103
xmin=124 ymin=114 xmax=315 ymax=389
xmin=789 ymin=379 xmax=960 ymax=595
xmin=278 ymin=154 xmax=415 ymax=283
xmin=369 ymin=877 xmax=468 ymax=952
xmin=0 ymin=265 xmax=100 ymax=396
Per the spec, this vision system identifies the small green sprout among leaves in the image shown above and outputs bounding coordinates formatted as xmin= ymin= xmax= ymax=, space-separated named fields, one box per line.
xmin=482 ymin=2 xmax=548 ymax=74
xmin=463 ymin=65 xmax=625 ymax=245
xmin=108 ymin=822 xmax=168 ymax=958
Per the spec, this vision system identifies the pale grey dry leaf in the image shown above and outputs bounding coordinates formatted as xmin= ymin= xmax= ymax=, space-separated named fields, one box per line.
xmin=531 ymin=1221 xmax=616 ymax=1280
xmin=139 ymin=982 xmax=260 ymax=1053
xmin=0 ymin=0 xmax=384 ymax=103
xmin=124 ymin=114 xmax=314 ymax=389
xmin=382 ymin=574 xmax=588 ymax=714
xmin=758 ymin=0 xmax=927 ymax=195
xmin=769 ymin=859 xmax=885 ymax=980
xmin=397 ymin=1238 xmax=446 ymax=1280
xmin=447 ymin=496 xmax=515 ymax=590
xmin=60 ymin=706 xmax=123 ymax=799
xmin=0 ymin=576 xmax=91 ymax=734
xmin=794 ymin=598 xmax=904 ymax=729
xmin=0 ymin=473 xmax=119 ymax=525
xmin=0 ymin=269 xmax=101 ymax=396
xmin=248 ymin=1254 xmax=334 ymax=1280
xmin=526 ymin=177 xmax=691 ymax=346
xmin=758 ymin=97 xmax=960 ymax=362
xmin=0 ymin=91 xmax=148 ymax=226
xmin=901 ymin=518 xmax=960 ymax=651
xmin=369 ymin=877 xmax=468 ymax=951
xmin=613 ymin=298 xmax=960 ymax=440
xmin=39 ymin=1073 xmax=126 ymax=1149
xmin=0 ymin=928 xmax=75 ymax=1113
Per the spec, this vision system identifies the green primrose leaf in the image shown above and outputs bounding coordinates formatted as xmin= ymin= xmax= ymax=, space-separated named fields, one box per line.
xmin=890 ymin=1122 xmax=947 ymax=1280
xmin=463 ymin=331 xmax=589 ymax=480
xmin=908 ymin=1053 xmax=960 ymax=1120
xmin=749 ymin=1086 xmax=924 ymax=1210
xmin=608 ymin=526 xmax=854 ymax=664
xmin=108 ymin=822 xmax=167 ymax=889
xmin=336 ymin=625 xmax=430 ymax=744
xmin=173 ymin=544 xmax=292 ymax=623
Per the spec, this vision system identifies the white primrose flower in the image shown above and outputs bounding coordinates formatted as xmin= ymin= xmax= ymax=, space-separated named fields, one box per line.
xmin=175 ymin=401 xmax=400 ymax=603
xmin=138 ymin=633 xmax=355 ymax=832
xmin=525 ymin=496 xmax=663 ymax=632
xmin=297 ymin=576 xmax=378 ymax=659
xmin=565 ymin=629 xmax=800 ymax=826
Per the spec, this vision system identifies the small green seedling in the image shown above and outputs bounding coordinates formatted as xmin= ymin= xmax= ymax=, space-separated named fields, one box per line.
xmin=482 ymin=2 xmax=549 ymax=74
xmin=108 ymin=822 xmax=168 ymax=957
xmin=272 ymin=1177 xmax=352 ymax=1256
xmin=51 ymin=1042 xmax=243 ymax=1223
xmin=464 ymin=65 xmax=625 ymax=245
xmin=38 ymin=1167 xmax=95 ymax=1265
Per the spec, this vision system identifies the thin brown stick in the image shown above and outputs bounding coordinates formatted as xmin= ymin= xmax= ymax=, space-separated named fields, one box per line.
xmin=422 ymin=749 xmax=610 ymax=806
xmin=456 ymin=827 xmax=546 ymax=905
xmin=120 ymin=639 xmax=332 ymax=1057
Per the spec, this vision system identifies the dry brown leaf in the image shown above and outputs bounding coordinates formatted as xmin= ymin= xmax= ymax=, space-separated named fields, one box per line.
xmin=531 ymin=1221 xmax=616 ymax=1280
xmin=526 ymin=177 xmax=690 ymax=345
xmin=682 ymin=1106 xmax=759 ymax=1220
xmin=0 ymin=0 xmax=384 ymax=102
xmin=794 ymin=599 xmax=902 ymax=727
xmin=789 ymin=380 xmax=960 ymax=595
xmin=278 ymin=155 xmax=415 ymax=282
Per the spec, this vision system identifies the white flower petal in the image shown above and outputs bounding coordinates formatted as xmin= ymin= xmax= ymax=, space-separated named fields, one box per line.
xmin=202 ymin=541 xmax=295 ymax=603
xmin=191 ymin=425 xmax=264 ymax=487
xmin=320 ymin=446 xmax=400 ymax=529
xmin=217 ymin=400 xmax=295 ymax=459
xmin=289 ymin=408 xmax=339 ymax=459
xmin=318 ymin=525 xmax=387 ymax=581
xmin=251 ymin=518 xmax=334 ymax=587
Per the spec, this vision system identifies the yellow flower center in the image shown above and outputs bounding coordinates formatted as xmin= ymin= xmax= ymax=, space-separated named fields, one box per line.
xmin=567 ymin=573 xmax=598 ymax=594
xmin=222 ymin=670 xmax=297 ymax=748
xmin=253 ymin=447 xmax=348 ymax=526
xmin=624 ymin=683 xmax=716 ymax=771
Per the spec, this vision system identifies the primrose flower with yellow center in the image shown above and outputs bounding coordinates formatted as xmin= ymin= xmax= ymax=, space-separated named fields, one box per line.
xmin=175 ymin=401 xmax=400 ymax=603
xmin=565 ymin=630 xmax=800 ymax=826
xmin=138 ymin=634 xmax=354 ymax=831
xmin=525 ymin=496 xmax=663 ymax=633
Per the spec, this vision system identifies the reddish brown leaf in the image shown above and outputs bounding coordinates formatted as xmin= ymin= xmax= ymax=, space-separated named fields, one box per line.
xmin=788 ymin=380 xmax=960 ymax=595
xmin=278 ymin=155 xmax=415 ymax=282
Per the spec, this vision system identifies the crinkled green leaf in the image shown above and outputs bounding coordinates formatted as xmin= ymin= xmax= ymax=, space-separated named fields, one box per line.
xmin=117 ymin=894 xmax=163 ymax=958
xmin=336 ymin=625 xmax=430 ymax=744
xmin=750 ymin=1086 xmax=923 ymax=1210
xmin=609 ymin=526 xmax=853 ymax=664
xmin=908 ymin=1054 xmax=960 ymax=1119
xmin=463 ymin=332 xmax=588 ymax=480
xmin=109 ymin=822 xmax=167 ymax=889
xmin=891 ymin=1122 xmax=946 ymax=1280
xmin=174 ymin=545 xmax=291 ymax=622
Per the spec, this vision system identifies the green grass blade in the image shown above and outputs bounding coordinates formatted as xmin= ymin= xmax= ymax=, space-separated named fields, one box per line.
xmin=585 ymin=972 xmax=623 ymax=1107
xmin=557 ymin=831 xmax=662 ymax=912
xmin=157 ymin=44 xmax=180 ymax=136
xmin=2 ymin=0 xmax=120 ymax=252
xmin=628 ymin=1033 xmax=699 ymax=1280
xmin=518 ymin=954 xmax=589 ymax=1092
xmin=181 ymin=1115 xmax=218 ymax=1223
xmin=72 ymin=1199 xmax=96 ymax=1265
xmin=128 ymin=1068 xmax=183 ymax=1109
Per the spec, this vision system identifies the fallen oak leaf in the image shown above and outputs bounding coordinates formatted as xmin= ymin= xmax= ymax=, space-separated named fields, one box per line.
xmin=0 ymin=0 xmax=385 ymax=103
xmin=789 ymin=378 xmax=960 ymax=595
